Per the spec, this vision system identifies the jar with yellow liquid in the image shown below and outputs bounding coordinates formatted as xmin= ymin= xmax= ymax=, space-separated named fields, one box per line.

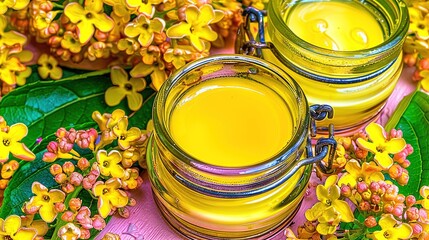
xmin=236 ymin=0 xmax=409 ymax=135
xmin=147 ymin=55 xmax=336 ymax=239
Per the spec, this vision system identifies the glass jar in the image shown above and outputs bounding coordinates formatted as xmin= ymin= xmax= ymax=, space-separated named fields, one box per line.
xmin=147 ymin=55 xmax=336 ymax=239
xmin=236 ymin=0 xmax=409 ymax=135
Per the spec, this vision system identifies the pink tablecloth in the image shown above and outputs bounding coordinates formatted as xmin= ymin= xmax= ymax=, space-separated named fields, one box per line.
xmin=96 ymin=60 xmax=418 ymax=240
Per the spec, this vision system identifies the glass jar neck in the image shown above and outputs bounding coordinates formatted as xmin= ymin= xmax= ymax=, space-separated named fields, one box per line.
xmin=266 ymin=0 xmax=409 ymax=76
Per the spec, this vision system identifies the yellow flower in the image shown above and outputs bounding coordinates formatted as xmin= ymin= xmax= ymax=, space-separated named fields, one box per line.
xmin=104 ymin=0 xmax=132 ymax=22
xmin=0 ymin=15 xmax=27 ymax=47
xmin=61 ymin=32 xmax=82 ymax=54
xmin=408 ymin=7 xmax=429 ymax=40
xmin=163 ymin=46 xmax=194 ymax=69
xmin=11 ymin=0 xmax=29 ymax=10
xmin=420 ymin=186 xmax=429 ymax=210
xmin=316 ymin=207 xmax=341 ymax=235
xmin=105 ymin=66 xmax=146 ymax=111
xmin=338 ymin=159 xmax=384 ymax=188
xmin=33 ymin=10 xmax=59 ymax=31
xmin=37 ymin=54 xmax=63 ymax=80
xmin=140 ymin=46 xmax=160 ymax=65
xmin=166 ymin=4 xmax=224 ymax=52
xmin=370 ymin=214 xmax=412 ymax=240
xmin=305 ymin=175 xmax=354 ymax=223
xmin=0 ymin=0 xmax=15 ymax=15
xmin=112 ymin=117 xmax=141 ymax=150
xmin=20 ymin=214 xmax=49 ymax=237
xmin=97 ymin=150 xmax=125 ymax=178
xmin=122 ymin=168 xmax=140 ymax=189
xmin=57 ymin=223 xmax=81 ymax=240
xmin=117 ymin=38 xmax=140 ymax=55
xmin=64 ymin=0 xmax=114 ymax=44
xmin=0 ymin=123 xmax=35 ymax=162
xmin=25 ymin=182 xmax=66 ymax=223
xmin=0 ymin=215 xmax=37 ymax=240
xmin=92 ymin=109 xmax=126 ymax=132
xmin=125 ymin=0 xmax=164 ymax=17
xmin=1 ymin=160 xmax=19 ymax=179
xmin=93 ymin=178 xmax=128 ymax=218
xmin=356 ymin=123 xmax=406 ymax=169
xmin=124 ymin=14 xmax=165 ymax=47
xmin=0 ymin=49 xmax=25 ymax=85
xmin=130 ymin=61 xmax=166 ymax=91
xmin=11 ymin=50 xmax=33 ymax=86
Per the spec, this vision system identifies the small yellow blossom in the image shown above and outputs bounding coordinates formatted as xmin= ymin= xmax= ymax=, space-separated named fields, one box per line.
xmin=92 ymin=109 xmax=126 ymax=132
xmin=117 ymin=38 xmax=140 ymax=55
xmin=37 ymin=54 xmax=63 ymax=80
xmin=125 ymin=0 xmax=164 ymax=18
xmin=93 ymin=178 xmax=129 ymax=218
xmin=0 ymin=215 xmax=37 ymax=240
xmin=112 ymin=117 xmax=141 ymax=150
xmin=104 ymin=0 xmax=132 ymax=22
xmin=64 ymin=0 xmax=114 ymax=44
xmin=0 ymin=49 xmax=26 ymax=85
xmin=1 ymin=160 xmax=19 ymax=179
xmin=0 ymin=0 xmax=15 ymax=15
xmin=97 ymin=150 xmax=125 ymax=178
xmin=164 ymin=46 xmax=194 ymax=69
xmin=369 ymin=214 xmax=412 ymax=240
xmin=356 ymin=123 xmax=406 ymax=169
xmin=122 ymin=168 xmax=140 ymax=189
xmin=57 ymin=223 xmax=81 ymax=240
xmin=20 ymin=214 xmax=49 ymax=238
xmin=33 ymin=10 xmax=59 ymax=31
xmin=11 ymin=50 xmax=33 ymax=86
xmin=105 ymin=66 xmax=146 ymax=111
xmin=0 ymin=123 xmax=35 ymax=162
xmin=338 ymin=159 xmax=384 ymax=188
xmin=305 ymin=175 xmax=354 ymax=223
xmin=140 ymin=46 xmax=160 ymax=65
xmin=130 ymin=61 xmax=166 ymax=90
xmin=316 ymin=207 xmax=341 ymax=235
xmin=0 ymin=15 xmax=27 ymax=47
xmin=408 ymin=7 xmax=429 ymax=40
xmin=420 ymin=186 xmax=429 ymax=210
xmin=124 ymin=14 xmax=165 ymax=47
xmin=61 ymin=32 xmax=82 ymax=54
xmin=25 ymin=182 xmax=66 ymax=223
xmin=11 ymin=0 xmax=29 ymax=10
xmin=166 ymin=4 xmax=224 ymax=52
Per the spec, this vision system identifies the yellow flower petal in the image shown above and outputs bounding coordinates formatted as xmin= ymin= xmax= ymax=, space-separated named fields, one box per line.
xmin=77 ymin=21 xmax=95 ymax=44
xmin=92 ymin=14 xmax=114 ymax=32
xmin=130 ymin=62 xmax=154 ymax=78
xmin=422 ymin=78 xmax=429 ymax=92
xmin=185 ymin=5 xmax=199 ymax=23
xmin=378 ymin=214 xmax=397 ymax=229
xmin=15 ymin=228 xmax=37 ymax=239
xmin=105 ymin=87 xmax=127 ymax=106
xmin=366 ymin=122 xmax=386 ymax=145
xmin=356 ymin=138 xmax=376 ymax=152
xmin=338 ymin=173 xmax=356 ymax=188
xmin=98 ymin=196 xmax=112 ymax=218
xmin=39 ymin=205 xmax=57 ymax=223
xmin=126 ymin=92 xmax=143 ymax=111
xmin=166 ymin=22 xmax=191 ymax=39
xmin=385 ymin=138 xmax=406 ymax=154
xmin=8 ymin=123 xmax=27 ymax=141
xmin=332 ymin=200 xmax=354 ymax=222
xmin=12 ymin=0 xmax=29 ymax=10
xmin=108 ymin=189 xmax=128 ymax=207
xmin=374 ymin=152 xmax=393 ymax=169
xmin=32 ymin=182 xmax=47 ymax=195
xmin=305 ymin=202 xmax=325 ymax=221
xmin=85 ymin=0 xmax=103 ymax=12
xmin=150 ymin=68 xmax=167 ymax=90
xmin=4 ymin=215 xmax=21 ymax=235
xmin=393 ymin=223 xmax=413 ymax=239
xmin=111 ymin=66 xmax=128 ymax=86
xmin=49 ymin=189 xmax=66 ymax=202
xmin=64 ymin=3 xmax=84 ymax=23
xmin=198 ymin=5 xmax=216 ymax=25
xmin=129 ymin=78 xmax=146 ymax=91
xmin=9 ymin=142 xmax=35 ymax=161
xmin=110 ymin=165 xmax=125 ymax=178
xmin=2 ymin=31 xmax=27 ymax=46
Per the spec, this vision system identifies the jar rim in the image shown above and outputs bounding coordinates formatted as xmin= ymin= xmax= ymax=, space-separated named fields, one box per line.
xmin=153 ymin=54 xmax=310 ymax=175
xmin=267 ymin=0 xmax=409 ymax=57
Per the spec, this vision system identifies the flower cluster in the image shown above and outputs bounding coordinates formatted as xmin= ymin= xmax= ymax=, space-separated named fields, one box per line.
xmin=0 ymin=0 xmax=257 ymax=103
xmin=285 ymin=122 xmax=429 ymax=239
xmin=0 ymin=109 xmax=152 ymax=240
xmin=403 ymin=0 xmax=429 ymax=92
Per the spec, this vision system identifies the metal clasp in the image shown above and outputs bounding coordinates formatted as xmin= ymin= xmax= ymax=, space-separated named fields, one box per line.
xmin=294 ymin=105 xmax=336 ymax=175
xmin=235 ymin=7 xmax=269 ymax=57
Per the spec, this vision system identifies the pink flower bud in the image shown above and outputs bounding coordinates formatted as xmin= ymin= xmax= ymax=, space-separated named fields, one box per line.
xmin=364 ymin=216 xmax=377 ymax=228
xmin=61 ymin=211 xmax=75 ymax=222
xmin=62 ymin=182 xmax=75 ymax=193
xmin=76 ymin=206 xmax=91 ymax=221
xmin=80 ymin=228 xmax=91 ymax=239
xmin=369 ymin=182 xmax=380 ymax=193
xmin=357 ymin=182 xmax=368 ymax=194
xmin=50 ymin=164 xmax=63 ymax=176
xmin=406 ymin=195 xmax=416 ymax=207
xmin=24 ymin=204 xmax=39 ymax=215
xmin=92 ymin=215 xmax=106 ymax=230
xmin=62 ymin=161 xmax=75 ymax=175
xmin=43 ymin=152 xmax=57 ymax=162
xmin=77 ymin=158 xmax=90 ymax=171
xmin=55 ymin=202 xmax=66 ymax=213
xmin=69 ymin=198 xmax=82 ymax=212
xmin=56 ymin=128 xmax=68 ymax=138
xmin=397 ymin=172 xmax=410 ymax=186
xmin=359 ymin=201 xmax=371 ymax=211
xmin=82 ymin=178 xmax=94 ymax=190
xmin=389 ymin=164 xmax=403 ymax=179
xmin=392 ymin=205 xmax=404 ymax=217
xmin=47 ymin=141 xmax=58 ymax=153
xmin=371 ymin=194 xmax=381 ymax=205
xmin=411 ymin=223 xmax=423 ymax=235
xmin=407 ymin=207 xmax=420 ymax=221
xmin=401 ymin=159 xmax=411 ymax=168
xmin=55 ymin=173 xmax=68 ymax=184
xmin=70 ymin=172 xmax=83 ymax=186
xmin=419 ymin=208 xmax=428 ymax=221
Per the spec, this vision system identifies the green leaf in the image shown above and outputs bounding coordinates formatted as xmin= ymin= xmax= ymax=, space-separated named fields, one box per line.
xmin=385 ymin=91 xmax=429 ymax=197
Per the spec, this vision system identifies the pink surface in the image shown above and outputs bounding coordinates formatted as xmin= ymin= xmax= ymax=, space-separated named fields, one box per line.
xmin=96 ymin=57 xmax=418 ymax=240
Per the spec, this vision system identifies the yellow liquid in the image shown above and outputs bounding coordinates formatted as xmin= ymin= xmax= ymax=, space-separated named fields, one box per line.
xmin=170 ymin=77 xmax=293 ymax=167
xmin=286 ymin=1 xmax=385 ymax=50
